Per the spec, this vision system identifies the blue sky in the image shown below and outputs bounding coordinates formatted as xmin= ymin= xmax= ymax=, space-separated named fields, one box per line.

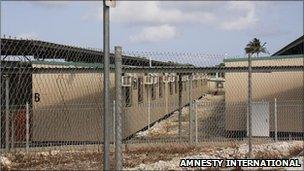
xmin=1 ymin=1 xmax=303 ymax=62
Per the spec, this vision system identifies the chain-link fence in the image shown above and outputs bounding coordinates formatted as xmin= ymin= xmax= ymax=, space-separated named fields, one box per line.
xmin=1 ymin=37 xmax=303 ymax=170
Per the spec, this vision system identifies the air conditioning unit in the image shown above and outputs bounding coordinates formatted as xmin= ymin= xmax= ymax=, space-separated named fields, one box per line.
xmin=193 ymin=74 xmax=200 ymax=80
xmin=122 ymin=76 xmax=132 ymax=87
xmin=144 ymin=76 xmax=153 ymax=85
xmin=169 ymin=76 xmax=175 ymax=82
xmin=163 ymin=75 xmax=170 ymax=83
xmin=153 ymin=76 xmax=158 ymax=84
xmin=182 ymin=76 xmax=188 ymax=82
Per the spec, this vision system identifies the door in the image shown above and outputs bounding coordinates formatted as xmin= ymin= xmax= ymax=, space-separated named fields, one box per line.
xmin=252 ymin=102 xmax=270 ymax=137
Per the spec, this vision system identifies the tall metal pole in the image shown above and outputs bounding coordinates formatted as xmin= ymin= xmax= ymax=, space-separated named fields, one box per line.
xmin=149 ymin=56 xmax=152 ymax=68
xmin=115 ymin=46 xmax=123 ymax=170
xmin=147 ymin=85 xmax=151 ymax=130
xmin=195 ymin=100 xmax=198 ymax=145
xmin=274 ymin=98 xmax=278 ymax=142
xmin=248 ymin=54 xmax=252 ymax=158
xmin=148 ymin=58 xmax=152 ymax=130
xmin=113 ymin=100 xmax=116 ymax=146
xmin=11 ymin=110 xmax=14 ymax=149
xmin=103 ymin=1 xmax=110 ymax=170
xmin=0 ymin=0 xmax=2 ymax=151
xmin=189 ymin=74 xmax=194 ymax=143
xmin=26 ymin=102 xmax=30 ymax=152
xmin=178 ymin=74 xmax=183 ymax=141
xmin=5 ymin=75 xmax=9 ymax=151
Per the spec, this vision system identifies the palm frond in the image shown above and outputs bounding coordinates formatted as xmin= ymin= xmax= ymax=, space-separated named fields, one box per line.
xmin=245 ymin=38 xmax=269 ymax=56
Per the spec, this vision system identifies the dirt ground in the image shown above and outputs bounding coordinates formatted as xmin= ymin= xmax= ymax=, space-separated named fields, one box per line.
xmin=1 ymin=141 xmax=303 ymax=170
xmin=133 ymin=94 xmax=226 ymax=141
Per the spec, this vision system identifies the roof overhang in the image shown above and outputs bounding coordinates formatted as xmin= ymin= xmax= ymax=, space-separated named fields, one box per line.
xmin=272 ymin=35 xmax=304 ymax=56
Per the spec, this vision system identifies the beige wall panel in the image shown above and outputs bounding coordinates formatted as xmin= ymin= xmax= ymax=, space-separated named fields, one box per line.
xmin=32 ymin=67 xmax=209 ymax=141
xmin=225 ymin=57 xmax=304 ymax=132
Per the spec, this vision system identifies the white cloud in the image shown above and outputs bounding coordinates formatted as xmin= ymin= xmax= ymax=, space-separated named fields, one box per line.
xmin=17 ymin=33 xmax=39 ymax=40
xmin=29 ymin=1 xmax=68 ymax=8
xmin=110 ymin=1 xmax=216 ymax=25
xmin=220 ymin=2 xmax=258 ymax=30
xmin=130 ymin=25 xmax=178 ymax=43
xmin=83 ymin=1 xmax=265 ymax=43
xmin=109 ymin=1 xmax=260 ymax=32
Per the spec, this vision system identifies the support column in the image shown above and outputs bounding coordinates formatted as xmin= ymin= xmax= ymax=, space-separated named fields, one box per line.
xmin=114 ymin=46 xmax=123 ymax=170
xmin=103 ymin=1 xmax=110 ymax=169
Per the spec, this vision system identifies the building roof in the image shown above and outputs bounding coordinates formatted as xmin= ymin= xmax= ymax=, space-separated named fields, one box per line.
xmin=0 ymin=38 xmax=179 ymax=67
xmin=223 ymin=54 xmax=303 ymax=63
xmin=224 ymin=35 xmax=304 ymax=63
xmin=272 ymin=35 xmax=304 ymax=56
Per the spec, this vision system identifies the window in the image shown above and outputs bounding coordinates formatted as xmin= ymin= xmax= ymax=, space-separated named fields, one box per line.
xmin=169 ymin=82 xmax=173 ymax=95
xmin=133 ymin=78 xmax=137 ymax=90
xmin=138 ymin=77 xmax=143 ymax=103
xmin=151 ymin=85 xmax=156 ymax=100
xmin=124 ymin=87 xmax=131 ymax=107
xmin=159 ymin=77 xmax=163 ymax=98
xmin=175 ymin=78 xmax=178 ymax=94
xmin=178 ymin=81 xmax=183 ymax=93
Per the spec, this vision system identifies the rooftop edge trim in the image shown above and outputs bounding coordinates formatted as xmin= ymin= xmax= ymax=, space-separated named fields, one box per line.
xmin=223 ymin=54 xmax=304 ymax=63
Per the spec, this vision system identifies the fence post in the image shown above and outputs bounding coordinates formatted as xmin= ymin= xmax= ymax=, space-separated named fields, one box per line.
xmin=178 ymin=74 xmax=183 ymax=141
xmin=0 ymin=61 xmax=1 ymax=150
xmin=189 ymin=74 xmax=193 ymax=144
xmin=247 ymin=54 xmax=252 ymax=158
xmin=113 ymin=100 xmax=116 ymax=146
xmin=165 ymin=80 xmax=168 ymax=117
xmin=103 ymin=1 xmax=110 ymax=170
xmin=114 ymin=46 xmax=123 ymax=170
xmin=274 ymin=98 xmax=277 ymax=142
xmin=11 ymin=111 xmax=14 ymax=150
xmin=195 ymin=100 xmax=198 ymax=145
xmin=147 ymin=85 xmax=151 ymax=130
xmin=5 ymin=75 xmax=10 ymax=151
xmin=26 ymin=102 xmax=29 ymax=152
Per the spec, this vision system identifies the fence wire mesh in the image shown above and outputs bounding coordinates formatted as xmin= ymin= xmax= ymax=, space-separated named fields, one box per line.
xmin=0 ymin=37 xmax=303 ymax=170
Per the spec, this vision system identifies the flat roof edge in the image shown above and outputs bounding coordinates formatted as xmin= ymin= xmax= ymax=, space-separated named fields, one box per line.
xmin=31 ymin=60 xmax=106 ymax=68
xmin=223 ymin=54 xmax=304 ymax=63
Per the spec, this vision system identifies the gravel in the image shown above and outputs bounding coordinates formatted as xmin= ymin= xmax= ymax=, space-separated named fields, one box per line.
xmin=1 ymin=141 xmax=302 ymax=170
xmin=135 ymin=94 xmax=225 ymax=139
xmin=127 ymin=141 xmax=304 ymax=170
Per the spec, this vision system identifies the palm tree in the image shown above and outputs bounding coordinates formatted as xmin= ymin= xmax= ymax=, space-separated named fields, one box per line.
xmin=245 ymin=38 xmax=269 ymax=57
xmin=244 ymin=37 xmax=269 ymax=158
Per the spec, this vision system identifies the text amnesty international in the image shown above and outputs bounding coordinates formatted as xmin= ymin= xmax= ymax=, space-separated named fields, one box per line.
xmin=180 ymin=159 xmax=302 ymax=168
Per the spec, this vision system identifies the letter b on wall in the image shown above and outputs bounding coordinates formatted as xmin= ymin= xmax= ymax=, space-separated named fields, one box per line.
xmin=34 ymin=93 xmax=40 ymax=102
